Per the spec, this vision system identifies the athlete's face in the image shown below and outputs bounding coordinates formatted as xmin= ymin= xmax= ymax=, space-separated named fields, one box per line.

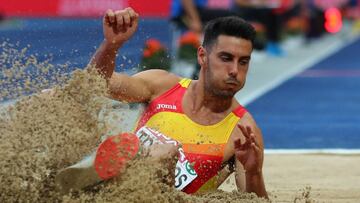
xmin=199 ymin=35 xmax=252 ymax=98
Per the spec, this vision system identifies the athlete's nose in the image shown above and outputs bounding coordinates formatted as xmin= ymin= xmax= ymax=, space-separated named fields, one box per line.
xmin=228 ymin=62 xmax=238 ymax=77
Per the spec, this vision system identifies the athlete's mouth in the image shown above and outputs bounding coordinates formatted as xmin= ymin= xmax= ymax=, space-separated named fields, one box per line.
xmin=225 ymin=79 xmax=240 ymax=86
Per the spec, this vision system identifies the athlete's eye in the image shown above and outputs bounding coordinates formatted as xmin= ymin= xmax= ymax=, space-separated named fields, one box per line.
xmin=239 ymin=60 xmax=249 ymax=66
xmin=220 ymin=55 xmax=232 ymax=62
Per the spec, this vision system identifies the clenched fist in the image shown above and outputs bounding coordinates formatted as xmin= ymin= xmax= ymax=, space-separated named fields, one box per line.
xmin=103 ymin=7 xmax=139 ymax=46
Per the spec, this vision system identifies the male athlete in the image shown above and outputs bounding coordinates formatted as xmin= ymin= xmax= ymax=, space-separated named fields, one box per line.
xmin=56 ymin=7 xmax=268 ymax=198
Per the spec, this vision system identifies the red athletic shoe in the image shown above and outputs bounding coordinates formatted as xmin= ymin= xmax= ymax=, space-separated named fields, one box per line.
xmin=55 ymin=133 xmax=140 ymax=194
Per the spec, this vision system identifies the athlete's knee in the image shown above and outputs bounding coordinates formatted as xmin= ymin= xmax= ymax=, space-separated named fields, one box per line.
xmin=148 ymin=143 xmax=179 ymax=159
xmin=147 ymin=144 xmax=178 ymax=186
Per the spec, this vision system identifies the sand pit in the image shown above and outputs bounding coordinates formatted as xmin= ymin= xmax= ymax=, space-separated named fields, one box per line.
xmin=3 ymin=42 xmax=358 ymax=203
xmin=0 ymin=43 xmax=268 ymax=202
xmin=264 ymin=154 xmax=360 ymax=203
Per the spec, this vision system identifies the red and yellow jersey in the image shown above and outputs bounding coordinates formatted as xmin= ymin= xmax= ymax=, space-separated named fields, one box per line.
xmin=134 ymin=78 xmax=247 ymax=194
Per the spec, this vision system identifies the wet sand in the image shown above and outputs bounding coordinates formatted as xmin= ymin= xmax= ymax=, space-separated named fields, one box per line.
xmin=220 ymin=154 xmax=360 ymax=203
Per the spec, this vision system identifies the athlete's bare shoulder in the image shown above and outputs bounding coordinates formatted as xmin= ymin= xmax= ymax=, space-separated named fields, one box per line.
xmin=132 ymin=69 xmax=182 ymax=100
xmin=232 ymin=100 xmax=257 ymax=132
xmin=237 ymin=111 xmax=264 ymax=149
xmin=229 ymin=100 xmax=262 ymax=142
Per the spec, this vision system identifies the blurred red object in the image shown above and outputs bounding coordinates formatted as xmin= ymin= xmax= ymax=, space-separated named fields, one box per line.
xmin=178 ymin=31 xmax=200 ymax=48
xmin=324 ymin=7 xmax=342 ymax=33
xmin=143 ymin=39 xmax=165 ymax=58
xmin=128 ymin=0 xmax=170 ymax=17
xmin=0 ymin=0 xmax=170 ymax=17
xmin=141 ymin=38 xmax=170 ymax=71
xmin=0 ymin=0 xmax=58 ymax=17
xmin=286 ymin=17 xmax=307 ymax=32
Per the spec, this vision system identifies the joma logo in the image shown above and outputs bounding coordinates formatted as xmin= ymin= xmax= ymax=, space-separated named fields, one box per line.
xmin=156 ymin=103 xmax=177 ymax=110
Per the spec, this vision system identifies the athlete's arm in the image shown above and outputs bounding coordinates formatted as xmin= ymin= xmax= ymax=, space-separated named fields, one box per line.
xmin=234 ymin=114 xmax=268 ymax=198
xmin=213 ymin=161 xmax=235 ymax=189
xmin=108 ymin=70 xmax=180 ymax=102
xmin=88 ymin=8 xmax=177 ymax=103
xmin=89 ymin=8 xmax=138 ymax=80
xmin=181 ymin=0 xmax=202 ymax=33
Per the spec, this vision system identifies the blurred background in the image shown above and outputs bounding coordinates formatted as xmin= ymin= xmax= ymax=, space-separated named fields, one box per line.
xmin=1 ymin=0 xmax=360 ymax=150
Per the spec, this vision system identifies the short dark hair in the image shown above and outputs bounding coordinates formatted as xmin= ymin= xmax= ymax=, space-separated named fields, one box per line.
xmin=202 ymin=16 xmax=256 ymax=50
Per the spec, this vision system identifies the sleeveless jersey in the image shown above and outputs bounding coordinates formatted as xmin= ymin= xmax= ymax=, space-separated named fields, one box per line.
xmin=134 ymin=78 xmax=247 ymax=194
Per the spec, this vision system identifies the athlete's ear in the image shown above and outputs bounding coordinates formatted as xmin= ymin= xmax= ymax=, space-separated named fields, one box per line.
xmin=197 ymin=46 xmax=207 ymax=67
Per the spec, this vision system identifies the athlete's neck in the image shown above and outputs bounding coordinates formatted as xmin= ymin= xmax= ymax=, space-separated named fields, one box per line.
xmin=189 ymin=80 xmax=233 ymax=114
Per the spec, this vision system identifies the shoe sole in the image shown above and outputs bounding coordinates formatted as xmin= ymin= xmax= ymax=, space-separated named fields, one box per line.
xmin=55 ymin=133 xmax=140 ymax=194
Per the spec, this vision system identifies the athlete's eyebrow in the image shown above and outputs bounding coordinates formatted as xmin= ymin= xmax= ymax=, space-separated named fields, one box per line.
xmin=217 ymin=51 xmax=251 ymax=60
xmin=217 ymin=51 xmax=234 ymax=58
xmin=239 ymin=56 xmax=251 ymax=60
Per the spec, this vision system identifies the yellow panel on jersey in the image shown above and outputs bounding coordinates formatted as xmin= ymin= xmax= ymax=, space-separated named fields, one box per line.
xmin=179 ymin=78 xmax=192 ymax=88
xmin=145 ymin=112 xmax=239 ymax=145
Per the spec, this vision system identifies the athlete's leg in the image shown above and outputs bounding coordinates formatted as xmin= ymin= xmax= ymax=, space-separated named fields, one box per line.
xmin=55 ymin=133 xmax=179 ymax=194
xmin=55 ymin=133 xmax=139 ymax=193
xmin=147 ymin=143 xmax=178 ymax=186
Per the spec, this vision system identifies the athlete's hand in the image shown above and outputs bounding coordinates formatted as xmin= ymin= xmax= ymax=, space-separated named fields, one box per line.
xmin=234 ymin=125 xmax=263 ymax=174
xmin=103 ymin=7 xmax=139 ymax=46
